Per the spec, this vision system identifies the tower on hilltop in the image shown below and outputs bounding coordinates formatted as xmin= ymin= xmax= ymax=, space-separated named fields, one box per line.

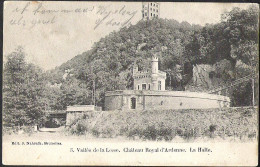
xmin=142 ymin=2 xmax=160 ymax=20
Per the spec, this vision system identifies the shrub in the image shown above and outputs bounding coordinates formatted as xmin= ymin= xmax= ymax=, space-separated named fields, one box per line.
xmin=142 ymin=125 xmax=157 ymax=140
xmin=127 ymin=128 xmax=143 ymax=140
xmin=22 ymin=126 xmax=35 ymax=135
xmin=209 ymin=125 xmax=217 ymax=133
xmin=176 ymin=129 xmax=183 ymax=136
xmin=91 ymin=128 xmax=100 ymax=137
xmin=248 ymin=131 xmax=257 ymax=139
xmin=158 ymin=127 xmax=174 ymax=141
xmin=68 ymin=121 xmax=88 ymax=135
xmin=101 ymin=128 xmax=113 ymax=138
xmin=182 ymin=129 xmax=194 ymax=140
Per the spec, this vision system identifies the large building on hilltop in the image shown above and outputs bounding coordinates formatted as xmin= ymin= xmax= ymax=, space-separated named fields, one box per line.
xmin=104 ymin=55 xmax=230 ymax=111
xmin=142 ymin=2 xmax=160 ymax=20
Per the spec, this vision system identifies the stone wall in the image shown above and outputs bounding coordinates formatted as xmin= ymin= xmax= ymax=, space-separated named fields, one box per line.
xmin=104 ymin=90 xmax=230 ymax=111
xmin=104 ymin=95 xmax=123 ymax=111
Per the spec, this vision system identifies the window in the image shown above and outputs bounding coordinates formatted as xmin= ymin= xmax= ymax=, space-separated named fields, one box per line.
xmin=138 ymin=85 xmax=140 ymax=90
xmin=142 ymin=84 xmax=146 ymax=90
xmin=130 ymin=97 xmax=136 ymax=109
xmin=156 ymin=9 xmax=158 ymax=12
xmin=153 ymin=9 xmax=155 ymax=12
xmin=158 ymin=81 xmax=161 ymax=90
xmin=154 ymin=14 xmax=155 ymax=17
xmin=145 ymin=13 xmax=147 ymax=16
xmin=151 ymin=13 xmax=152 ymax=16
xmin=156 ymin=5 xmax=158 ymax=7
xmin=143 ymin=14 xmax=144 ymax=18
xmin=153 ymin=4 xmax=155 ymax=6
xmin=148 ymin=84 xmax=150 ymax=90
xmin=151 ymin=3 xmax=152 ymax=5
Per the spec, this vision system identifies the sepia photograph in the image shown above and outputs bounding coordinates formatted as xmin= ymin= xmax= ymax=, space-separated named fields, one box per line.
xmin=2 ymin=1 xmax=259 ymax=166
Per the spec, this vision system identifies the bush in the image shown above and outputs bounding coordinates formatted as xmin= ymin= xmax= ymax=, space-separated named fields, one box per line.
xmin=2 ymin=126 xmax=19 ymax=135
xmin=101 ymin=128 xmax=113 ymax=138
xmin=158 ymin=127 xmax=174 ymax=141
xmin=68 ymin=121 xmax=88 ymax=135
xmin=127 ymin=125 xmax=174 ymax=141
xmin=142 ymin=125 xmax=157 ymax=140
xmin=22 ymin=126 xmax=35 ymax=135
xmin=91 ymin=128 xmax=100 ymax=137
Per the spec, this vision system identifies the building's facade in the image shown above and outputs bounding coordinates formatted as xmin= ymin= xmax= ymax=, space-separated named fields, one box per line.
xmin=142 ymin=2 xmax=160 ymax=20
xmin=133 ymin=56 xmax=166 ymax=91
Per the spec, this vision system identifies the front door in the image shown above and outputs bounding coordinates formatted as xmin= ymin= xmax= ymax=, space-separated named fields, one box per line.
xmin=130 ymin=97 xmax=136 ymax=109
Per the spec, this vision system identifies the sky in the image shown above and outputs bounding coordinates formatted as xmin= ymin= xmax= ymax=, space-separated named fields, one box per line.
xmin=3 ymin=1 xmax=254 ymax=70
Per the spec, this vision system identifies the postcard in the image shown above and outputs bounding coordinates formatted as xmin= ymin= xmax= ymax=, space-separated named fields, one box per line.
xmin=2 ymin=1 xmax=259 ymax=166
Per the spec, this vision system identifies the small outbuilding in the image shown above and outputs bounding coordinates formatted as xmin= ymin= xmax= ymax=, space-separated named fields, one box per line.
xmin=66 ymin=105 xmax=102 ymax=126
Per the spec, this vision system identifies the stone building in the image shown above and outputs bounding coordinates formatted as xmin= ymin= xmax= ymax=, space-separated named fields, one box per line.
xmin=104 ymin=57 xmax=230 ymax=111
xmin=133 ymin=56 xmax=166 ymax=91
xmin=142 ymin=2 xmax=160 ymax=20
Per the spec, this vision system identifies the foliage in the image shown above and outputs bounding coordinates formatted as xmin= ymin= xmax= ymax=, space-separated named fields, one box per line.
xmin=68 ymin=120 xmax=88 ymax=135
xmin=46 ymin=5 xmax=258 ymax=108
xmin=3 ymin=47 xmax=47 ymax=127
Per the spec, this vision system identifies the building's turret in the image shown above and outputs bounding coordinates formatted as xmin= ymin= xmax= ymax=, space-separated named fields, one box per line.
xmin=151 ymin=56 xmax=159 ymax=90
xmin=152 ymin=56 xmax=158 ymax=74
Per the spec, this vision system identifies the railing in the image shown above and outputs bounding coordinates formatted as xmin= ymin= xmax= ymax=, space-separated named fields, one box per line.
xmin=209 ymin=74 xmax=256 ymax=94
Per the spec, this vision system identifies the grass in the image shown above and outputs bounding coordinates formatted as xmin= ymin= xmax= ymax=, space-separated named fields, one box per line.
xmin=53 ymin=107 xmax=259 ymax=141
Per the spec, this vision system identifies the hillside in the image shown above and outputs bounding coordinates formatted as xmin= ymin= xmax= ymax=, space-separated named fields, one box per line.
xmin=45 ymin=6 xmax=258 ymax=109
xmin=46 ymin=18 xmax=203 ymax=108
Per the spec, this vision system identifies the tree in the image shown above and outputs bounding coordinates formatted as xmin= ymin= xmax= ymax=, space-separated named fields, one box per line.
xmin=3 ymin=47 xmax=47 ymax=127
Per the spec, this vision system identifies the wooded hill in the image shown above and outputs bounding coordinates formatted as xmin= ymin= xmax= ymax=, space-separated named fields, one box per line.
xmin=45 ymin=5 xmax=258 ymax=109
xmin=3 ymin=5 xmax=258 ymax=127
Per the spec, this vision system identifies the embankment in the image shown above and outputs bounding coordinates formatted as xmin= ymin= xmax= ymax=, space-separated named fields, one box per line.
xmin=67 ymin=107 xmax=258 ymax=141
